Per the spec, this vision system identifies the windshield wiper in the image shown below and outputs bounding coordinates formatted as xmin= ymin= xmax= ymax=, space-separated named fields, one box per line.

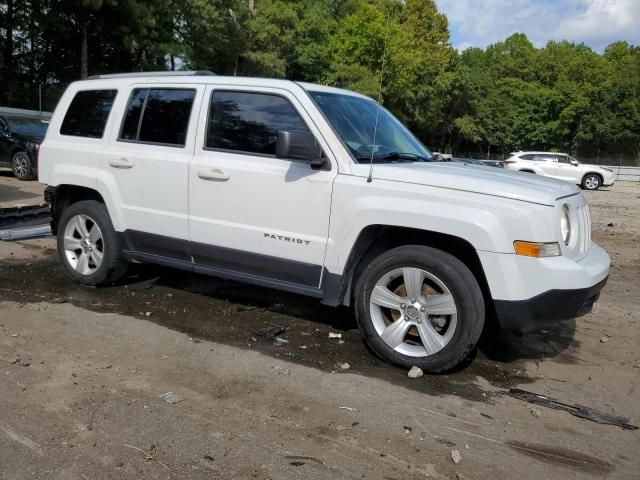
xmin=381 ymin=152 xmax=432 ymax=162
xmin=356 ymin=152 xmax=431 ymax=163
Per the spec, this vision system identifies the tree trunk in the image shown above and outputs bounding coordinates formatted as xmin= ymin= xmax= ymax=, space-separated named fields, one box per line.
xmin=3 ymin=0 xmax=15 ymax=103
xmin=80 ymin=24 xmax=88 ymax=79
xmin=249 ymin=0 xmax=256 ymax=16
xmin=170 ymin=54 xmax=175 ymax=71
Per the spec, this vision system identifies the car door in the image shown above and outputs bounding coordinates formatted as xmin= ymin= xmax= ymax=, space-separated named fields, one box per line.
xmin=536 ymin=154 xmax=558 ymax=176
xmin=555 ymin=154 xmax=580 ymax=182
xmin=188 ymin=86 xmax=337 ymax=290
xmin=101 ymin=85 xmax=204 ymax=262
xmin=0 ymin=118 xmax=12 ymax=165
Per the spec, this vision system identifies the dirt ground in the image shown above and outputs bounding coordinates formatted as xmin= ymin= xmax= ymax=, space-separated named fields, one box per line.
xmin=0 ymin=170 xmax=45 ymax=208
xmin=0 ymin=180 xmax=639 ymax=479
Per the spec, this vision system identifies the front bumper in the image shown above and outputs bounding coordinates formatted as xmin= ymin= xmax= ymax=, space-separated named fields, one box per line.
xmin=478 ymin=243 xmax=610 ymax=333
xmin=494 ymin=276 xmax=608 ymax=332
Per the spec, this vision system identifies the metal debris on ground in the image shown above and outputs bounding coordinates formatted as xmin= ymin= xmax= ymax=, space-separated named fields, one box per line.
xmin=284 ymin=455 xmax=325 ymax=466
xmin=451 ymin=449 xmax=462 ymax=464
xmin=408 ymin=366 xmax=424 ymax=378
xmin=328 ymin=332 xmax=342 ymax=339
xmin=159 ymin=392 xmax=184 ymax=404
xmin=254 ymin=324 xmax=286 ymax=341
xmin=11 ymin=359 xmax=31 ymax=367
xmin=338 ymin=362 xmax=350 ymax=370
xmin=507 ymin=388 xmax=638 ymax=430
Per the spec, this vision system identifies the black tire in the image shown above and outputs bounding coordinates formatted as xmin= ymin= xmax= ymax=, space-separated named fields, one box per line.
xmin=581 ymin=173 xmax=601 ymax=191
xmin=56 ymin=200 xmax=128 ymax=286
xmin=354 ymin=245 xmax=485 ymax=373
xmin=12 ymin=151 xmax=35 ymax=180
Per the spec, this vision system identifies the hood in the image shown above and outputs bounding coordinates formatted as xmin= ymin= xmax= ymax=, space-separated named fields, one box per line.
xmin=359 ymin=162 xmax=579 ymax=206
xmin=582 ymin=164 xmax=613 ymax=172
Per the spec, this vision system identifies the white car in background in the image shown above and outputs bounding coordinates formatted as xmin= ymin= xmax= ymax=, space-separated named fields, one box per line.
xmin=504 ymin=151 xmax=615 ymax=190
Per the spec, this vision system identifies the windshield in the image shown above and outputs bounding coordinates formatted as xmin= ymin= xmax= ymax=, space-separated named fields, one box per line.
xmin=5 ymin=116 xmax=48 ymax=138
xmin=308 ymin=91 xmax=434 ymax=163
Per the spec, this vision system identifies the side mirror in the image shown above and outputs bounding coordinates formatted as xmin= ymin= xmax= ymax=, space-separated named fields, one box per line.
xmin=570 ymin=160 xmax=579 ymax=166
xmin=276 ymin=130 xmax=327 ymax=169
xmin=0 ymin=129 xmax=9 ymax=138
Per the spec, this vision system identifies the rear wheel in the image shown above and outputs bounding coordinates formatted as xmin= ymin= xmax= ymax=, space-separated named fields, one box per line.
xmin=57 ymin=200 xmax=128 ymax=285
xmin=354 ymin=245 xmax=485 ymax=373
xmin=12 ymin=151 xmax=35 ymax=180
xmin=582 ymin=174 xmax=601 ymax=190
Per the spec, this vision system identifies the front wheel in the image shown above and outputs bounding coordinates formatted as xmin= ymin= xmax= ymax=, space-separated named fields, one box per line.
xmin=354 ymin=245 xmax=485 ymax=373
xmin=57 ymin=200 xmax=128 ymax=286
xmin=582 ymin=174 xmax=601 ymax=190
xmin=12 ymin=151 xmax=35 ymax=180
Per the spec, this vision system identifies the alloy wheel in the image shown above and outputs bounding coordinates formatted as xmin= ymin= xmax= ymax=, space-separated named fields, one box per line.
xmin=585 ymin=176 xmax=600 ymax=190
xmin=63 ymin=214 xmax=104 ymax=275
xmin=12 ymin=153 xmax=30 ymax=178
xmin=369 ymin=267 xmax=457 ymax=357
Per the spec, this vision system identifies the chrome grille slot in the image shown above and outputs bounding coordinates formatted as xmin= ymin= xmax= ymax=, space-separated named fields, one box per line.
xmin=561 ymin=194 xmax=591 ymax=261
xmin=577 ymin=203 xmax=591 ymax=255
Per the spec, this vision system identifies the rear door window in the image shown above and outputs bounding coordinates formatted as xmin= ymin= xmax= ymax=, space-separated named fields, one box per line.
xmin=206 ymin=91 xmax=309 ymax=155
xmin=60 ymin=90 xmax=117 ymax=138
xmin=119 ymin=88 xmax=196 ymax=147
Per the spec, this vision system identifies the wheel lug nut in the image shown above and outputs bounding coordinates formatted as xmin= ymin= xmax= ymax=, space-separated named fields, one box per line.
xmin=400 ymin=304 xmax=406 ymax=309
xmin=410 ymin=298 xmax=416 ymax=303
xmin=420 ymin=307 xmax=426 ymax=312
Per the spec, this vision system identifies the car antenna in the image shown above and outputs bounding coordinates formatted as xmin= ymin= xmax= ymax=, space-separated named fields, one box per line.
xmin=367 ymin=10 xmax=391 ymax=184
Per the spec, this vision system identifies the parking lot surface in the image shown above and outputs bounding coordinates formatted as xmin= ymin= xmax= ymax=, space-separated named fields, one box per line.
xmin=0 ymin=181 xmax=638 ymax=479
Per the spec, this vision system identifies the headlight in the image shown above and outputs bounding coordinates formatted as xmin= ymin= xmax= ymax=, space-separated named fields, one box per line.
xmin=561 ymin=204 xmax=571 ymax=245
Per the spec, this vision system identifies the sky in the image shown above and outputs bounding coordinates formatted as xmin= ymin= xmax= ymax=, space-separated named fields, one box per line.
xmin=436 ymin=0 xmax=640 ymax=53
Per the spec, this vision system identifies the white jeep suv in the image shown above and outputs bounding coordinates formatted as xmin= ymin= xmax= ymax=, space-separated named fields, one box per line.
xmin=504 ymin=151 xmax=615 ymax=190
xmin=38 ymin=72 xmax=610 ymax=372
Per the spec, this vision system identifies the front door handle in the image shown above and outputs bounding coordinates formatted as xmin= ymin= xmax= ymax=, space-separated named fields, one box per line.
xmin=109 ymin=158 xmax=133 ymax=169
xmin=198 ymin=168 xmax=230 ymax=182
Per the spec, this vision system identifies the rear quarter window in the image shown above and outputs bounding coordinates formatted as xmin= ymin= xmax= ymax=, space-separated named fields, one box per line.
xmin=60 ymin=90 xmax=117 ymax=138
xmin=118 ymin=88 xmax=196 ymax=147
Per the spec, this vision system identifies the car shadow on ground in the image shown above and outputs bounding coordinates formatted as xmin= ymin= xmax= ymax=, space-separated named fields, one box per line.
xmin=0 ymin=254 xmax=581 ymax=402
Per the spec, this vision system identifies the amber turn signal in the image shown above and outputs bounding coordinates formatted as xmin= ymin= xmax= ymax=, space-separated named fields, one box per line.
xmin=513 ymin=241 xmax=561 ymax=258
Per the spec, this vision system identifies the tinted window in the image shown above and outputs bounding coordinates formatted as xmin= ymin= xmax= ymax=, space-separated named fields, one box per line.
xmin=119 ymin=88 xmax=195 ymax=146
xmin=206 ymin=91 xmax=309 ymax=155
xmin=120 ymin=89 xmax=147 ymax=141
xmin=60 ymin=90 xmax=117 ymax=138
xmin=520 ymin=154 xmax=536 ymax=160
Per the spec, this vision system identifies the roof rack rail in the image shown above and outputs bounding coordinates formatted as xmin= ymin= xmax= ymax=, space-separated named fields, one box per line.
xmin=87 ymin=70 xmax=216 ymax=80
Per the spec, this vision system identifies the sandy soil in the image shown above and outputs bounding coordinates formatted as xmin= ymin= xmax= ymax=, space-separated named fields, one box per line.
xmin=0 ymin=182 xmax=638 ymax=479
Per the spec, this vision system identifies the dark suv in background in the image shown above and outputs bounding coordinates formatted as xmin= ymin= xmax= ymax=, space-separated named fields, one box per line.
xmin=0 ymin=112 xmax=49 ymax=180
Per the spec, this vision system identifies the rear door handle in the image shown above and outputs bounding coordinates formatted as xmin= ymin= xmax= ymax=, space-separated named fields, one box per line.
xmin=109 ymin=158 xmax=133 ymax=169
xmin=198 ymin=168 xmax=230 ymax=182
